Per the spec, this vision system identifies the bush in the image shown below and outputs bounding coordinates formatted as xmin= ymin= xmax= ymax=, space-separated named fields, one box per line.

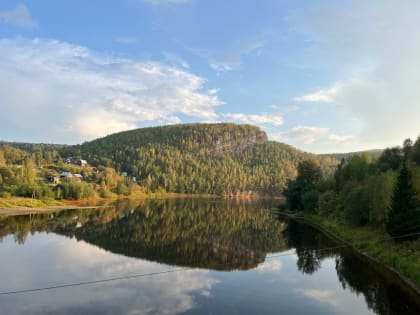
xmin=99 ymin=187 xmax=113 ymax=198
xmin=56 ymin=181 xmax=95 ymax=200
xmin=14 ymin=183 xmax=54 ymax=199
xmin=0 ymin=191 xmax=11 ymax=198
xmin=317 ymin=190 xmax=339 ymax=216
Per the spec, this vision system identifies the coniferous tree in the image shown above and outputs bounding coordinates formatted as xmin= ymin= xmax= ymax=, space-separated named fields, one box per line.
xmin=386 ymin=163 xmax=420 ymax=239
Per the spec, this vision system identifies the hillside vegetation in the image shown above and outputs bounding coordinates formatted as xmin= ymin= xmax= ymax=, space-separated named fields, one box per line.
xmin=74 ymin=123 xmax=338 ymax=196
xmin=282 ymin=135 xmax=420 ymax=285
xmin=0 ymin=123 xmax=338 ymax=199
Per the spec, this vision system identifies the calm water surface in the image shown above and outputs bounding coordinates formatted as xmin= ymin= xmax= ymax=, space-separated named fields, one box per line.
xmin=0 ymin=198 xmax=418 ymax=315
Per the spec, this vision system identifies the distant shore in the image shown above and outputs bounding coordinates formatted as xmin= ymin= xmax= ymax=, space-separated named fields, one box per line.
xmin=0 ymin=194 xmax=280 ymax=216
xmin=0 ymin=205 xmax=116 ymax=216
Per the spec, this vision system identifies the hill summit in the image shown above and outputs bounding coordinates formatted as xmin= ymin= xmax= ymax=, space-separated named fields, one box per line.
xmin=80 ymin=123 xmax=268 ymax=157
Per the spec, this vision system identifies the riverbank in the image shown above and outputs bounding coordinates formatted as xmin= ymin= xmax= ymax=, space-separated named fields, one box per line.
xmin=276 ymin=210 xmax=420 ymax=293
xmin=0 ymin=193 xmax=278 ymax=215
xmin=0 ymin=197 xmax=64 ymax=210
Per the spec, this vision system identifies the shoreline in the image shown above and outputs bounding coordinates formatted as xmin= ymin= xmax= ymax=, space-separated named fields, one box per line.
xmin=276 ymin=210 xmax=420 ymax=296
xmin=0 ymin=205 xmax=116 ymax=216
xmin=0 ymin=194 xmax=281 ymax=216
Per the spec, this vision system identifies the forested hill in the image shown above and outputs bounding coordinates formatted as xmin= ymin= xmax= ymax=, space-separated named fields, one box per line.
xmin=0 ymin=123 xmax=339 ymax=196
xmin=0 ymin=141 xmax=67 ymax=153
xmin=71 ymin=123 xmax=338 ymax=196
xmin=80 ymin=123 xmax=268 ymax=158
xmin=320 ymin=149 xmax=383 ymax=161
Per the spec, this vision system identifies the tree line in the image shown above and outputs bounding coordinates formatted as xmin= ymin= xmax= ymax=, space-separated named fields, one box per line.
xmin=72 ymin=124 xmax=338 ymax=196
xmin=284 ymin=135 xmax=420 ymax=238
xmin=0 ymin=123 xmax=338 ymax=199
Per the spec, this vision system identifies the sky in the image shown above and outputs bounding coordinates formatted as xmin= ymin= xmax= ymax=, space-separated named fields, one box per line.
xmin=1 ymin=0 xmax=419 ymax=153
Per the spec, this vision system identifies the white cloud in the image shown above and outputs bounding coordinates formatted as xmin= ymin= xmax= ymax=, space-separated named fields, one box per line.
xmin=223 ymin=113 xmax=283 ymax=126
xmin=208 ymin=36 xmax=265 ymax=72
xmin=271 ymin=105 xmax=300 ymax=113
xmin=278 ymin=125 xmax=352 ymax=145
xmin=297 ymin=289 xmax=337 ymax=305
xmin=0 ymin=4 xmax=37 ymax=28
xmin=290 ymin=0 xmax=420 ymax=148
xmin=256 ymin=260 xmax=283 ymax=273
xmin=328 ymin=134 xmax=352 ymax=143
xmin=0 ymin=38 xmax=222 ymax=143
xmin=294 ymin=85 xmax=341 ymax=103
xmin=162 ymin=51 xmax=190 ymax=69
xmin=296 ymin=287 xmax=372 ymax=315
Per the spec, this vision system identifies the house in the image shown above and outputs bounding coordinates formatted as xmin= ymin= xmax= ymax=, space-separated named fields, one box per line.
xmin=74 ymin=174 xmax=83 ymax=182
xmin=64 ymin=157 xmax=88 ymax=166
xmin=60 ymin=171 xmax=73 ymax=179
xmin=64 ymin=157 xmax=78 ymax=164
xmin=45 ymin=175 xmax=59 ymax=184
xmin=79 ymin=160 xmax=88 ymax=167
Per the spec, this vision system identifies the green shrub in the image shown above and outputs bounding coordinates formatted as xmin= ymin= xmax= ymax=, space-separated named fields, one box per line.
xmin=0 ymin=191 xmax=11 ymax=198
xmin=317 ymin=190 xmax=339 ymax=216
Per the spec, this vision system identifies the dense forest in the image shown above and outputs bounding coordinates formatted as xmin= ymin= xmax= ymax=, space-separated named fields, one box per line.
xmin=0 ymin=123 xmax=338 ymax=199
xmin=71 ymin=123 xmax=338 ymax=196
xmin=283 ymin=135 xmax=420 ymax=238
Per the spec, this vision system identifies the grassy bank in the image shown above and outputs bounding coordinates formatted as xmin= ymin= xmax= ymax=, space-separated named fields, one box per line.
xmin=280 ymin=211 xmax=420 ymax=289
xmin=0 ymin=196 xmax=63 ymax=209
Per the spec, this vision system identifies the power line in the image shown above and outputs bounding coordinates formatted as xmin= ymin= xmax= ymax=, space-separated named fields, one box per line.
xmin=0 ymin=231 xmax=419 ymax=296
xmin=0 ymin=268 xmax=188 ymax=296
xmin=0 ymin=244 xmax=347 ymax=296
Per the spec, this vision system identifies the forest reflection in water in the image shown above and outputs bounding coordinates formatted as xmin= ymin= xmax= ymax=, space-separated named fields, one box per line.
xmin=0 ymin=198 xmax=418 ymax=315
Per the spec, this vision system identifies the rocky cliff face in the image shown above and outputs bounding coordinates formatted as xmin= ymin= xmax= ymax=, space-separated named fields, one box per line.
xmin=79 ymin=122 xmax=268 ymax=157
xmin=203 ymin=125 xmax=268 ymax=156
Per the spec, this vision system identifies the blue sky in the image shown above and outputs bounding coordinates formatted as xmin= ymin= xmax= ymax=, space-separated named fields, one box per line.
xmin=1 ymin=0 xmax=419 ymax=153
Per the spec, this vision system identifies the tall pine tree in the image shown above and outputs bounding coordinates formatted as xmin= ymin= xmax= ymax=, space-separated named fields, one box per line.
xmin=386 ymin=163 xmax=420 ymax=239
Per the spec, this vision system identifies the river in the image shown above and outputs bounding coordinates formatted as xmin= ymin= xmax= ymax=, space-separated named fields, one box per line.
xmin=0 ymin=198 xmax=418 ymax=314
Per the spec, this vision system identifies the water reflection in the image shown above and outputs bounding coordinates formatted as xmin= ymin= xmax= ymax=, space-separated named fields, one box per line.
xmin=0 ymin=199 xmax=418 ymax=315
xmin=0 ymin=198 xmax=287 ymax=270
xmin=282 ymin=220 xmax=420 ymax=315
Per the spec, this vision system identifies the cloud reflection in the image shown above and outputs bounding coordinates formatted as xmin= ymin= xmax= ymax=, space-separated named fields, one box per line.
xmin=0 ymin=233 xmax=218 ymax=315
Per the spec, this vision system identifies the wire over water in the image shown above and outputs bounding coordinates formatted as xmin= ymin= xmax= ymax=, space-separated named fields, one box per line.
xmin=0 ymin=231 xmax=419 ymax=296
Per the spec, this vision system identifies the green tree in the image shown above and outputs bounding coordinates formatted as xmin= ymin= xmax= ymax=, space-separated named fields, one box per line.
xmin=284 ymin=159 xmax=322 ymax=211
xmin=344 ymin=186 xmax=369 ymax=226
xmin=377 ymin=147 xmax=403 ymax=172
xmin=0 ymin=150 xmax=5 ymax=165
xmin=386 ymin=163 xmax=420 ymax=238
xmin=22 ymin=156 xmax=36 ymax=184
xmin=317 ymin=190 xmax=339 ymax=216
xmin=410 ymin=135 xmax=420 ymax=166
xmin=365 ymin=171 xmax=395 ymax=226
xmin=296 ymin=159 xmax=322 ymax=186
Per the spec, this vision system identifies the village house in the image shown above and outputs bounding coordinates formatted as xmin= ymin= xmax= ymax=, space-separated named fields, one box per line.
xmin=60 ymin=171 xmax=73 ymax=179
xmin=74 ymin=174 xmax=83 ymax=182
xmin=45 ymin=175 xmax=59 ymax=184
